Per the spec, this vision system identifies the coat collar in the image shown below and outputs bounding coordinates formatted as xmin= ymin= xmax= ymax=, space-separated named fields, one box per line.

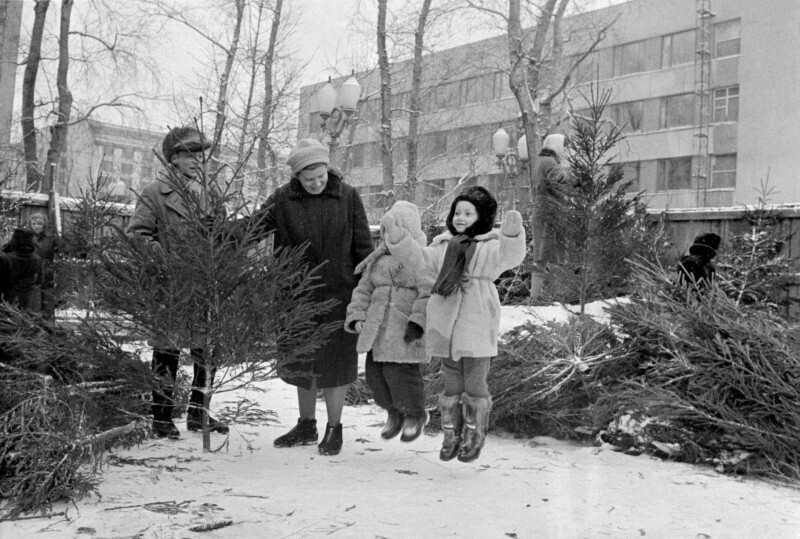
xmin=287 ymin=168 xmax=344 ymax=200
xmin=431 ymin=229 xmax=500 ymax=245
xmin=156 ymin=171 xmax=219 ymax=218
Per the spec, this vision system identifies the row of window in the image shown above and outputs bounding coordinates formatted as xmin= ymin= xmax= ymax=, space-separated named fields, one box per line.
xmin=579 ymin=19 xmax=741 ymax=82
xmin=577 ymin=85 xmax=739 ymax=133
xmin=622 ymin=153 xmax=737 ymax=192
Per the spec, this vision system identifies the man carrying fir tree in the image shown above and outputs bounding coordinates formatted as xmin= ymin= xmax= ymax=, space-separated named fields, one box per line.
xmin=126 ymin=126 xmax=229 ymax=439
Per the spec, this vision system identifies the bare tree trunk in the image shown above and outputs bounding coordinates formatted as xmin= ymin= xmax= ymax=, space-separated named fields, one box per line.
xmin=507 ymin=0 xmax=557 ymax=300
xmin=405 ymin=0 xmax=433 ymax=205
xmin=43 ymin=0 xmax=75 ymax=195
xmin=21 ymin=0 xmax=50 ymax=191
xmin=236 ymin=0 xmax=268 ymax=206
xmin=256 ymin=0 xmax=283 ymax=189
xmin=377 ymin=0 xmax=394 ymax=210
xmin=210 ymin=0 xmax=246 ymax=173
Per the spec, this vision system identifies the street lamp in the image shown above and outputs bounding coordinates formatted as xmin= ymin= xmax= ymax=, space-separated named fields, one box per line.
xmin=316 ymin=74 xmax=361 ymax=165
xmin=492 ymin=128 xmax=529 ymax=210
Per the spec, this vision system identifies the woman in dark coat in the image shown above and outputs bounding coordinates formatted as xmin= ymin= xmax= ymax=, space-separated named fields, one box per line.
xmin=253 ymin=138 xmax=373 ymax=456
xmin=0 ymin=228 xmax=43 ymax=310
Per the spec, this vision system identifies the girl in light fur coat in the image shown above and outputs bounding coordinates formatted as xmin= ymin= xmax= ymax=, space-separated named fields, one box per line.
xmin=345 ymin=201 xmax=434 ymax=442
xmin=381 ymin=186 xmax=526 ymax=462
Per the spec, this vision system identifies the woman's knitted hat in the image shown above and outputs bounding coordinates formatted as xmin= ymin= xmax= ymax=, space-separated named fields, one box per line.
xmin=287 ymin=138 xmax=330 ymax=176
xmin=162 ymin=126 xmax=211 ymax=163
xmin=445 ymin=185 xmax=498 ymax=237
xmin=542 ymin=133 xmax=566 ymax=159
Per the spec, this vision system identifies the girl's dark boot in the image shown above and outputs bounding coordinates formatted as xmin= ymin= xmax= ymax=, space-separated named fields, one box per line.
xmin=457 ymin=395 xmax=492 ymax=463
xmin=381 ymin=408 xmax=404 ymax=440
xmin=318 ymin=423 xmax=343 ymax=456
xmin=273 ymin=418 xmax=318 ymax=447
xmin=438 ymin=394 xmax=462 ymax=460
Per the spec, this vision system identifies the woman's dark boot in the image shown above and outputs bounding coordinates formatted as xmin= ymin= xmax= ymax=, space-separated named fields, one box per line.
xmin=438 ymin=394 xmax=462 ymax=461
xmin=273 ymin=418 xmax=318 ymax=448
xmin=318 ymin=423 xmax=343 ymax=456
xmin=381 ymin=408 xmax=404 ymax=440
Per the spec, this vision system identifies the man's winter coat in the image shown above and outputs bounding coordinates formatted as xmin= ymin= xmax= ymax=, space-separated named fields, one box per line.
xmin=126 ymin=172 xmax=224 ymax=348
xmin=345 ymin=201 xmax=432 ymax=364
xmin=388 ymin=223 xmax=526 ymax=361
xmin=254 ymin=168 xmax=374 ymax=388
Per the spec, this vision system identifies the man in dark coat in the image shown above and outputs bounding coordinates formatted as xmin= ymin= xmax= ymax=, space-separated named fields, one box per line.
xmin=677 ymin=232 xmax=721 ymax=291
xmin=0 ymin=228 xmax=43 ymax=310
xmin=126 ymin=125 xmax=229 ymax=439
xmin=251 ymin=138 xmax=374 ymax=456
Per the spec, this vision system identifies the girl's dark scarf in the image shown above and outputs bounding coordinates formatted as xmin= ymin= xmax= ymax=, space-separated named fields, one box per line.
xmin=431 ymin=234 xmax=478 ymax=297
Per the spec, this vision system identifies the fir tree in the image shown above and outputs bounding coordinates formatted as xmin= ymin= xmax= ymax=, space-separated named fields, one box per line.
xmin=543 ymin=86 xmax=669 ymax=312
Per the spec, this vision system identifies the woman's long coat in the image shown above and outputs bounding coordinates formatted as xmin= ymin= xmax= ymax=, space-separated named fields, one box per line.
xmin=255 ymin=169 xmax=374 ymax=388
xmin=389 ymin=226 xmax=526 ymax=361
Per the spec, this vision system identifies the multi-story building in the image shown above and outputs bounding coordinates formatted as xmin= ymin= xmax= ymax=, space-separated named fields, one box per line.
xmin=0 ymin=0 xmax=23 ymax=187
xmin=297 ymin=0 xmax=800 ymax=222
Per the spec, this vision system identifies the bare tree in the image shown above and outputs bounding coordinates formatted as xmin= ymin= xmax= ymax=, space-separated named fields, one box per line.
xmin=376 ymin=0 xmax=395 ymax=209
xmin=256 ymin=0 xmax=284 ymax=188
xmin=42 ymin=0 xmax=74 ymax=195
xmin=21 ymin=0 xmax=50 ymax=191
xmin=404 ymin=0 xmax=434 ymax=203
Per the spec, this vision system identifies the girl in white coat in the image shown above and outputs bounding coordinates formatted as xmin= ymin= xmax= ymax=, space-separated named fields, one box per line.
xmin=382 ymin=186 xmax=526 ymax=462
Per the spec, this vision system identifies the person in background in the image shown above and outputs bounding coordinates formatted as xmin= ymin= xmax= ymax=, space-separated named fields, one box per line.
xmin=28 ymin=211 xmax=59 ymax=320
xmin=251 ymin=138 xmax=374 ymax=456
xmin=345 ymin=201 xmax=433 ymax=443
xmin=382 ymin=186 xmax=527 ymax=463
xmin=0 ymin=228 xmax=43 ymax=311
xmin=127 ymin=125 xmax=229 ymax=439
xmin=677 ymin=232 xmax=721 ymax=292
xmin=530 ymin=133 xmax=567 ymax=276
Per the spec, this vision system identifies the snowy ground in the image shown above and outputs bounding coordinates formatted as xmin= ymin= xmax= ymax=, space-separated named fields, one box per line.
xmin=2 ymin=302 xmax=800 ymax=538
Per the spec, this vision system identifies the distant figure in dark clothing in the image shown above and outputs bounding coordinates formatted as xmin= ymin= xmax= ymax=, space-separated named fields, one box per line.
xmin=0 ymin=228 xmax=43 ymax=310
xmin=677 ymin=232 xmax=721 ymax=291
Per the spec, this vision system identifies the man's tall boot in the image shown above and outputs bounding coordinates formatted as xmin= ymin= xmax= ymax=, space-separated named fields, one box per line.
xmin=438 ymin=394 xmax=463 ymax=461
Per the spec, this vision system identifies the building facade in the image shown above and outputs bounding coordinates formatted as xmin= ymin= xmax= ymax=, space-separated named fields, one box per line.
xmin=0 ymin=0 xmax=23 ymax=186
xmin=297 ymin=0 xmax=800 ymax=222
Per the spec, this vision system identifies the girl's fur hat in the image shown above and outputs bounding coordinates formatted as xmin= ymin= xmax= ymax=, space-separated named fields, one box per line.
xmin=446 ymin=185 xmax=498 ymax=237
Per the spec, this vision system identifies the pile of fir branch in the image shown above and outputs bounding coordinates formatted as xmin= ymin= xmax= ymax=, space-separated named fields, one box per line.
xmin=0 ymin=305 xmax=152 ymax=519
xmin=594 ymin=260 xmax=800 ymax=480
xmin=488 ymin=315 xmax=620 ymax=439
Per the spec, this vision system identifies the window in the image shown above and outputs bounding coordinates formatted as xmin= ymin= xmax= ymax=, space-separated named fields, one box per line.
xmin=120 ymin=163 xmax=134 ymax=175
xmin=121 ymin=148 xmax=134 ymax=160
xmin=656 ymin=157 xmax=692 ymax=191
xmin=140 ymin=165 xmax=152 ymax=179
xmin=463 ymin=74 xmax=496 ymax=105
xmin=662 ymin=29 xmax=695 ymax=68
xmin=609 ymin=101 xmax=643 ymax=133
xmin=308 ymin=112 xmax=323 ymax=133
xmin=571 ymin=51 xmax=598 ymax=84
xmin=435 ymin=81 xmax=461 ymax=110
xmin=660 ymin=93 xmax=695 ymax=129
xmin=711 ymin=154 xmax=736 ymax=188
xmin=420 ymin=131 xmax=448 ymax=160
xmin=423 ymin=178 xmax=445 ymax=200
xmin=619 ymin=162 xmax=641 ymax=192
xmin=99 ymin=159 xmax=113 ymax=173
xmin=352 ymin=143 xmax=367 ymax=168
xmin=613 ymin=40 xmax=648 ymax=77
xmin=714 ymin=19 xmax=741 ymax=58
xmin=713 ymin=86 xmax=739 ymax=122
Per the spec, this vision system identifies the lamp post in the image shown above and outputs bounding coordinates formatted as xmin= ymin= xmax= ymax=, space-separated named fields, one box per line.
xmin=492 ymin=128 xmax=529 ymax=211
xmin=315 ymin=74 xmax=361 ymax=167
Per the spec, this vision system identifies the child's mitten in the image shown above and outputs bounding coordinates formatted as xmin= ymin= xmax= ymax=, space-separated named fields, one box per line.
xmin=380 ymin=214 xmax=404 ymax=244
xmin=403 ymin=321 xmax=424 ymax=343
xmin=500 ymin=210 xmax=523 ymax=237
